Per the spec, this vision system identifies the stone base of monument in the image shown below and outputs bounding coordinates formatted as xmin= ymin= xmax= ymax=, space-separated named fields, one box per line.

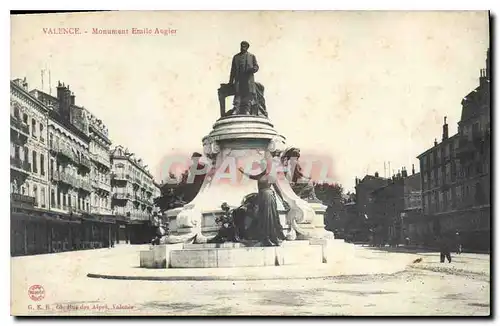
xmin=139 ymin=239 xmax=349 ymax=269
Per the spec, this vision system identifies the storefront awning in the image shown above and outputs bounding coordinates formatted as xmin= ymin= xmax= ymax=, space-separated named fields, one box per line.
xmin=11 ymin=210 xmax=81 ymax=224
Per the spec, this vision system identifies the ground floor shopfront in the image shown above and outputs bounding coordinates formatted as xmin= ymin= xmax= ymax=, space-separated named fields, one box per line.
xmin=10 ymin=206 xmax=133 ymax=257
xmin=128 ymin=220 xmax=156 ymax=244
xmin=403 ymin=205 xmax=491 ymax=252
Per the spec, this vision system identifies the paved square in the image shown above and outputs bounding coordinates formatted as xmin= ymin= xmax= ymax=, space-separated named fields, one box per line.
xmin=11 ymin=244 xmax=490 ymax=316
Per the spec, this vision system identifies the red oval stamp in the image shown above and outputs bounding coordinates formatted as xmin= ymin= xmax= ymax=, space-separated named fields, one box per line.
xmin=28 ymin=285 xmax=45 ymax=301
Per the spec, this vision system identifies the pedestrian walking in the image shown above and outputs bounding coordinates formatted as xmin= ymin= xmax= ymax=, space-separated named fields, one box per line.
xmin=455 ymin=231 xmax=462 ymax=255
xmin=438 ymin=236 xmax=452 ymax=263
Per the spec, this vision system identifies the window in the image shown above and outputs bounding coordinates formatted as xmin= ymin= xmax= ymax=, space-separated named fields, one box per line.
xmin=49 ymin=133 xmax=53 ymax=148
xmin=23 ymin=146 xmax=29 ymax=164
xmin=14 ymin=146 xmax=20 ymax=160
xmin=31 ymin=118 xmax=37 ymax=137
xmin=22 ymin=113 xmax=28 ymax=125
xmin=40 ymin=154 xmax=45 ymax=176
xmin=51 ymin=189 xmax=55 ymax=207
xmin=40 ymin=188 xmax=45 ymax=207
xmin=39 ymin=123 xmax=44 ymax=142
xmin=473 ymin=122 xmax=480 ymax=134
xmin=14 ymin=106 xmax=20 ymax=119
xmin=32 ymin=150 xmax=37 ymax=173
xmin=33 ymin=185 xmax=38 ymax=204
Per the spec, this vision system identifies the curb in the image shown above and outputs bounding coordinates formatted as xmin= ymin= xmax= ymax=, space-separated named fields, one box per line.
xmin=86 ymin=269 xmax=406 ymax=281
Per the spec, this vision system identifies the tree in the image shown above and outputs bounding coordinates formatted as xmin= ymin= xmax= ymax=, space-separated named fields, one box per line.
xmin=313 ymin=182 xmax=345 ymax=233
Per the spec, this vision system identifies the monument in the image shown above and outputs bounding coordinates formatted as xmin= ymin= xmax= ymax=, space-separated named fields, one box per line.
xmin=140 ymin=41 xmax=345 ymax=269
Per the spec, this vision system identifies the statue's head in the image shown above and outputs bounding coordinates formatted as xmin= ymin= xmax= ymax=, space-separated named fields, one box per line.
xmin=240 ymin=41 xmax=250 ymax=53
xmin=221 ymin=202 xmax=230 ymax=212
xmin=281 ymin=147 xmax=301 ymax=163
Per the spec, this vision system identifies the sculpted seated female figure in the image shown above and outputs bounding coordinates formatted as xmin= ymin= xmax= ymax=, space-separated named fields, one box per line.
xmin=238 ymin=161 xmax=286 ymax=247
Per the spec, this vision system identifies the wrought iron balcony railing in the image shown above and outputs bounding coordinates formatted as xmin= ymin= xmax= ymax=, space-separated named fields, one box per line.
xmin=11 ymin=193 xmax=37 ymax=206
xmin=112 ymin=173 xmax=129 ymax=181
xmin=10 ymin=116 xmax=30 ymax=136
xmin=10 ymin=157 xmax=31 ymax=173
xmin=113 ymin=192 xmax=131 ymax=200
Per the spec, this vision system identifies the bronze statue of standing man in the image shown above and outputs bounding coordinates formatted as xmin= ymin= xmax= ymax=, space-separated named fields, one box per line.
xmin=229 ymin=41 xmax=259 ymax=115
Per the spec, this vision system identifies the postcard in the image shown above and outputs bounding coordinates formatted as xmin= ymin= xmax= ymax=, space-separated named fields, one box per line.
xmin=10 ymin=10 xmax=490 ymax=316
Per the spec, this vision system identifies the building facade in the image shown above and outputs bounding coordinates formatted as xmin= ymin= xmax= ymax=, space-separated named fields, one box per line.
xmin=110 ymin=145 xmax=158 ymax=243
xmin=10 ymin=78 xmax=51 ymax=256
xmin=417 ymin=48 xmax=491 ymax=251
xmin=352 ymin=173 xmax=389 ymax=242
xmin=84 ymin=110 xmax=113 ymax=216
xmin=11 ymin=78 xmax=160 ymax=256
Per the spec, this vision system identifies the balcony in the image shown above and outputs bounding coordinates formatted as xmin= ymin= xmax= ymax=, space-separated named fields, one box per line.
xmin=98 ymin=181 xmax=111 ymax=192
xmin=51 ymin=170 xmax=61 ymax=182
xmin=130 ymin=210 xmax=151 ymax=221
xmin=112 ymin=173 xmax=129 ymax=181
xmin=53 ymin=142 xmax=78 ymax=163
xmin=79 ymin=155 xmax=92 ymax=171
xmin=10 ymin=116 xmax=30 ymax=137
xmin=98 ymin=155 xmax=110 ymax=168
xmin=113 ymin=193 xmax=130 ymax=200
xmin=113 ymin=211 xmax=130 ymax=218
xmin=77 ymin=179 xmax=92 ymax=193
xmin=11 ymin=193 xmax=37 ymax=207
xmin=10 ymin=157 xmax=31 ymax=175
xmin=90 ymin=153 xmax=111 ymax=169
xmin=59 ymin=171 xmax=76 ymax=187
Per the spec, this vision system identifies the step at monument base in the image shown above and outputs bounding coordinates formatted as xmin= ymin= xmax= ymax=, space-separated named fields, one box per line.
xmin=140 ymin=239 xmax=350 ymax=269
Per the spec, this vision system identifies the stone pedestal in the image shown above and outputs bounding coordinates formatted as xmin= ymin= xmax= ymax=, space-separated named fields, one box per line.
xmin=140 ymin=243 xmax=184 ymax=268
xmin=162 ymin=115 xmax=334 ymax=246
xmin=143 ymin=240 xmax=329 ymax=269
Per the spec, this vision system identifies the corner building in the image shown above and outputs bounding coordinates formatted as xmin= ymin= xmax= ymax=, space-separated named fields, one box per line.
xmin=417 ymin=49 xmax=491 ymax=251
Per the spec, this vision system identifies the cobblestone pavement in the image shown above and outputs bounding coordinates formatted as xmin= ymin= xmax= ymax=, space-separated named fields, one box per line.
xmin=11 ymin=244 xmax=490 ymax=316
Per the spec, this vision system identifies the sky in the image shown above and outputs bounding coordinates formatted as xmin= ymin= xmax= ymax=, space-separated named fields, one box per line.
xmin=10 ymin=11 xmax=489 ymax=191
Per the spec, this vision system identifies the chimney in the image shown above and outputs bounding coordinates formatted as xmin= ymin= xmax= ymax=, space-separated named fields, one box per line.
xmin=402 ymin=167 xmax=408 ymax=178
xmin=12 ymin=78 xmax=23 ymax=87
xmin=22 ymin=77 xmax=28 ymax=90
xmin=486 ymin=48 xmax=490 ymax=79
xmin=56 ymin=81 xmax=71 ymax=120
xmin=479 ymin=49 xmax=490 ymax=88
xmin=374 ymin=171 xmax=379 ymax=178
xmin=70 ymin=92 xmax=75 ymax=105
xmin=442 ymin=116 xmax=449 ymax=140
xmin=412 ymin=164 xmax=415 ymax=175
xmin=434 ymin=138 xmax=438 ymax=147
